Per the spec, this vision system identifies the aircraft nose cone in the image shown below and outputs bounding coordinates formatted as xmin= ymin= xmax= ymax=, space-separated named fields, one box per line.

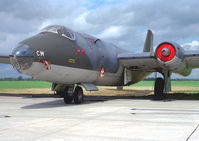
xmin=10 ymin=44 xmax=34 ymax=71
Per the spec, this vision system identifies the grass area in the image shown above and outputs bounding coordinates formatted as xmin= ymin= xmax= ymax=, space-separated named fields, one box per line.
xmin=171 ymin=81 xmax=199 ymax=87
xmin=132 ymin=80 xmax=199 ymax=87
xmin=0 ymin=80 xmax=199 ymax=100
xmin=0 ymin=80 xmax=199 ymax=91
xmin=0 ymin=81 xmax=51 ymax=89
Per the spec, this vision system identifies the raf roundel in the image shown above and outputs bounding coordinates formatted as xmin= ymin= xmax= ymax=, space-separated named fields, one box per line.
xmin=156 ymin=43 xmax=176 ymax=62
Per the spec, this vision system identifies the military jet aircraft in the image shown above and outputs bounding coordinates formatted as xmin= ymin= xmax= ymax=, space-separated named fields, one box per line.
xmin=0 ymin=25 xmax=199 ymax=104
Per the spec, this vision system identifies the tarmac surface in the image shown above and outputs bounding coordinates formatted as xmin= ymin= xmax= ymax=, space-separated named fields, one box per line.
xmin=0 ymin=94 xmax=199 ymax=141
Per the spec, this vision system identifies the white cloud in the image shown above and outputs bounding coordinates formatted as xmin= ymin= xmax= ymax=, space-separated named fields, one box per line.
xmin=182 ymin=41 xmax=199 ymax=50
xmin=73 ymin=12 xmax=97 ymax=33
xmin=97 ymin=26 xmax=126 ymax=39
xmin=1 ymin=0 xmax=199 ymax=78
xmin=0 ymin=33 xmax=27 ymax=55
xmin=38 ymin=20 xmax=52 ymax=31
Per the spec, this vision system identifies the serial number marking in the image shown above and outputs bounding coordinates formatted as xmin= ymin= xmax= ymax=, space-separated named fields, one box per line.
xmin=36 ymin=51 xmax=45 ymax=57
xmin=68 ymin=59 xmax=76 ymax=64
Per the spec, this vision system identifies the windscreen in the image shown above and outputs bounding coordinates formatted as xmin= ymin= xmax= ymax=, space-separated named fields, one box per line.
xmin=41 ymin=25 xmax=75 ymax=40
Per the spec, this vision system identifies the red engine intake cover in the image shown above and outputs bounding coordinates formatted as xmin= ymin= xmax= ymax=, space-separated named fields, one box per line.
xmin=156 ymin=43 xmax=176 ymax=62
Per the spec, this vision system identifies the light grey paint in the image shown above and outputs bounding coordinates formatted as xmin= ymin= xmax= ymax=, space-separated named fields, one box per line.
xmin=1 ymin=96 xmax=199 ymax=141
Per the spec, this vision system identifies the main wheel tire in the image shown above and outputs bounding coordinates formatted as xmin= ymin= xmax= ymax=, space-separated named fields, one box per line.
xmin=74 ymin=86 xmax=84 ymax=104
xmin=154 ymin=78 xmax=165 ymax=100
xmin=63 ymin=88 xmax=74 ymax=104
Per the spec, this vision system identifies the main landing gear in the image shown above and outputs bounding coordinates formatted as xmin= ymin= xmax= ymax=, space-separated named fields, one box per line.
xmin=154 ymin=71 xmax=171 ymax=100
xmin=73 ymin=86 xmax=84 ymax=104
xmin=154 ymin=78 xmax=165 ymax=100
xmin=56 ymin=85 xmax=84 ymax=104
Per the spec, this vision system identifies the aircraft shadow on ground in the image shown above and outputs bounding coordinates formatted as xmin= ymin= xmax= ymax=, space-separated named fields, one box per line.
xmin=22 ymin=99 xmax=67 ymax=109
xmin=0 ymin=92 xmax=199 ymax=101
xmin=21 ymin=97 xmax=110 ymax=109
xmin=0 ymin=92 xmax=199 ymax=109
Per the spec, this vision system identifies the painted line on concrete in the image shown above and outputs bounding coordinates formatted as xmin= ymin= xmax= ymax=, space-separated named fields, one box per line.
xmin=186 ymin=123 xmax=199 ymax=141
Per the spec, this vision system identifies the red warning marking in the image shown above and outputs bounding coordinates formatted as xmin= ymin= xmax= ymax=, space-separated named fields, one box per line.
xmin=77 ymin=49 xmax=81 ymax=55
xmin=89 ymin=40 xmax=94 ymax=44
xmin=41 ymin=60 xmax=51 ymax=70
xmin=100 ymin=67 xmax=104 ymax=79
xmin=82 ymin=50 xmax=85 ymax=55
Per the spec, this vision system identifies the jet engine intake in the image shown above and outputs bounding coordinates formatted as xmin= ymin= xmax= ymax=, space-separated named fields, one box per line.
xmin=155 ymin=42 xmax=191 ymax=76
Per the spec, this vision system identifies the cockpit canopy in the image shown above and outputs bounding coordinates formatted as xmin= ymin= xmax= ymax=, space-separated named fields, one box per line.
xmin=40 ymin=25 xmax=76 ymax=40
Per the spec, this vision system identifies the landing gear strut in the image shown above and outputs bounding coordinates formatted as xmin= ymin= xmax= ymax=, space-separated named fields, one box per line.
xmin=154 ymin=71 xmax=171 ymax=100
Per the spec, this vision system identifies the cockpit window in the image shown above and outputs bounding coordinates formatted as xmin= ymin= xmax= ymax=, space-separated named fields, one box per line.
xmin=40 ymin=25 xmax=76 ymax=40
xmin=41 ymin=26 xmax=57 ymax=33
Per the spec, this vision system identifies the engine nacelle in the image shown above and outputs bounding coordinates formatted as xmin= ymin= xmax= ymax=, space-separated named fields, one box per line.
xmin=155 ymin=42 xmax=192 ymax=76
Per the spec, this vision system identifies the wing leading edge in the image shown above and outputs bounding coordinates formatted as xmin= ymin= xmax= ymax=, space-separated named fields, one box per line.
xmin=118 ymin=45 xmax=199 ymax=76
xmin=184 ymin=50 xmax=199 ymax=69
xmin=118 ymin=52 xmax=158 ymax=71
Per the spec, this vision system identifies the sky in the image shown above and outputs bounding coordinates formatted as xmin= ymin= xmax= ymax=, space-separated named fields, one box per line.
xmin=0 ymin=0 xmax=199 ymax=78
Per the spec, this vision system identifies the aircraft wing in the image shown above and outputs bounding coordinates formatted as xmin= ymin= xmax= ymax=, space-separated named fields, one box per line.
xmin=0 ymin=54 xmax=10 ymax=64
xmin=118 ymin=30 xmax=199 ymax=74
xmin=184 ymin=50 xmax=199 ymax=68
xmin=118 ymin=47 xmax=199 ymax=75
xmin=118 ymin=52 xmax=158 ymax=71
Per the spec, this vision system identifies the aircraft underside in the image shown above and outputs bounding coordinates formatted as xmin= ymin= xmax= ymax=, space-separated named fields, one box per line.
xmin=22 ymin=62 xmax=124 ymax=86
